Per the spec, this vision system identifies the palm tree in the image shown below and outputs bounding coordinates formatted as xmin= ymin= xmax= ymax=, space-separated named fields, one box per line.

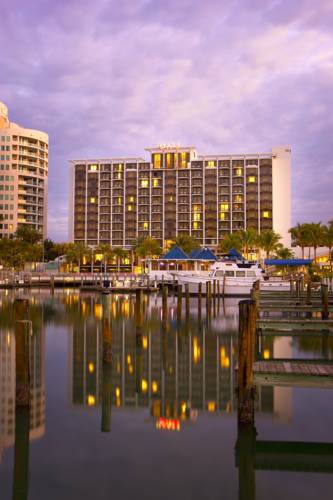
xmin=258 ymin=230 xmax=281 ymax=258
xmin=274 ymin=245 xmax=294 ymax=259
xmin=323 ymin=220 xmax=333 ymax=270
xmin=65 ymin=242 xmax=90 ymax=272
xmin=96 ymin=243 xmax=113 ymax=273
xmin=289 ymin=223 xmax=310 ymax=258
xmin=219 ymin=232 xmax=242 ymax=253
xmin=133 ymin=237 xmax=162 ymax=273
xmin=174 ymin=234 xmax=200 ymax=255
xmin=239 ymin=229 xmax=258 ymax=259
xmin=306 ymin=222 xmax=325 ymax=261
xmin=112 ymin=247 xmax=128 ymax=273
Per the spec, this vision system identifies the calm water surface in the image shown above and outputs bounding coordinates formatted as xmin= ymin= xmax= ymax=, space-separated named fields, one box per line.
xmin=1 ymin=289 xmax=333 ymax=499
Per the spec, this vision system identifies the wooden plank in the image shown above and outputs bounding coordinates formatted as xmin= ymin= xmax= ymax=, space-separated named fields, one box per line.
xmin=253 ymin=361 xmax=333 ymax=388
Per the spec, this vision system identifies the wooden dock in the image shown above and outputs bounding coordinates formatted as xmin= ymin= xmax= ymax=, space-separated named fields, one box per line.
xmin=253 ymin=360 xmax=333 ymax=388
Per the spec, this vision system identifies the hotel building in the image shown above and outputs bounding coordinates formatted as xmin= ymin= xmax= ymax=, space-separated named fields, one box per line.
xmin=0 ymin=101 xmax=48 ymax=239
xmin=69 ymin=145 xmax=291 ymax=249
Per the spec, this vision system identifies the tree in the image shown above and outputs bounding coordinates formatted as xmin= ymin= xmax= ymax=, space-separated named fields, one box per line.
xmin=289 ymin=223 xmax=310 ymax=259
xmin=15 ymin=226 xmax=42 ymax=244
xmin=133 ymin=237 xmax=162 ymax=259
xmin=174 ymin=234 xmax=200 ymax=255
xmin=239 ymin=229 xmax=258 ymax=259
xmin=306 ymin=222 xmax=325 ymax=261
xmin=323 ymin=220 xmax=333 ymax=270
xmin=65 ymin=243 xmax=90 ymax=271
xmin=96 ymin=243 xmax=113 ymax=273
xmin=274 ymin=246 xmax=294 ymax=259
xmin=258 ymin=230 xmax=281 ymax=258
xmin=219 ymin=232 xmax=242 ymax=253
xmin=112 ymin=247 xmax=127 ymax=273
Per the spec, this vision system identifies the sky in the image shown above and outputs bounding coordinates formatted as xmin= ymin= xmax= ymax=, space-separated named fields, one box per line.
xmin=1 ymin=0 xmax=333 ymax=241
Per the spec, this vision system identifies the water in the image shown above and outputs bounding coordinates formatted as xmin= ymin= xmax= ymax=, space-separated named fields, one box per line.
xmin=1 ymin=289 xmax=333 ymax=499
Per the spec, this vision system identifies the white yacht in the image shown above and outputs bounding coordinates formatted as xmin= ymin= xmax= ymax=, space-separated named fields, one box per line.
xmin=176 ymin=259 xmax=290 ymax=296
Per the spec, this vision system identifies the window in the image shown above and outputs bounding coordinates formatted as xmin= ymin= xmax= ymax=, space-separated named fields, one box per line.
xmin=129 ymin=196 xmax=134 ymax=202
xmin=153 ymin=154 xmax=161 ymax=169
xmin=225 ymin=271 xmax=235 ymax=277
xmin=236 ymin=168 xmax=242 ymax=176
xmin=117 ymin=172 xmax=122 ymax=180
xmin=220 ymin=212 xmax=225 ymax=220
xmin=89 ymin=165 xmax=98 ymax=171
xmin=207 ymin=160 xmax=215 ymax=167
xmin=153 ymin=179 xmax=159 ymax=188
xmin=193 ymin=221 xmax=198 ymax=230
xmin=263 ymin=211 xmax=270 ymax=218
xmin=193 ymin=212 xmax=201 ymax=221
xmin=236 ymin=271 xmax=246 ymax=277
xmin=141 ymin=179 xmax=149 ymax=188
xmin=143 ymin=222 xmax=149 ymax=230
xmin=166 ymin=153 xmax=172 ymax=168
xmin=128 ymin=205 xmax=133 ymax=211
xmin=180 ymin=152 xmax=187 ymax=168
xmin=248 ymin=176 xmax=256 ymax=183
xmin=234 ymin=195 xmax=243 ymax=203
xmin=89 ymin=197 xmax=96 ymax=203
xmin=220 ymin=203 xmax=229 ymax=211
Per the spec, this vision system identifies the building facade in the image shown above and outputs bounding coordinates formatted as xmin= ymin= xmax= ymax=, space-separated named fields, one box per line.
xmin=69 ymin=145 xmax=291 ymax=249
xmin=0 ymin=101 xmax=48 ymax=239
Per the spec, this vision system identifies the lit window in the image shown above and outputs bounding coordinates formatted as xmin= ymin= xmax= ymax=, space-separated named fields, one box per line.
xmin=236 ymin=168 xmax=242 ymax=176
xmin=117 ymin=172 xmax=122 ymax=179
xmin=152 ymin=381 xmax=158 ymax=393
xmin=143 ymin=222 xmax=149 ymax=230
xmin=220 ymin=203 xmax=229 ymax=211
xmin=128 ymin=205 xmax=132 ymax=211
xmin=193 ymin=221 xmax=198 ymax=230
xmin=89 ymin=197 xmax=96 ymax=203
xmin=117 ymin=197 xmax=122 ymax=205
xmin=263 ymin=211 xmax=270 ymax=218
xmin=207 ymin=160 xmax=215 ymax=167
xmin=220 ymin=212 xmax=225 ymax=220
xmin=193 ymin=212 xmax=201 ymax=221
xmin=141 ymin=379 xmax=148 ymax=393
xmin=153 ymin=178 xmax=159 ymax=187
xmin=180 ymin=151 xmax=187 ymax=168
xmin=153 ymin=154 xmax=161 ymax=168
xmin=234 ymin=195 xmax=243 ymax=203
xmin=169 ymin=196 xmax=173 ymax=201
xmin=141 ymin=179 xmax=149 ymax=188
xmin=88 ymin=363 xmax=94 ymax=373
xmin=89 ymin=164 xmax=97 ymax=171
xmin=248 ymin=176 xmax=256 ymax=183
xmin=117 ymin=164 xmax=123 ymax=171
xmin=129 ymin=196 xmax=134 ymax=202
xmin=166 ymin=153 xmax=172 ymax=168
xmin=193 ymin=205 xmax=198 ymax=212
xmin=87 ymin=395 xmax=95 ymax=406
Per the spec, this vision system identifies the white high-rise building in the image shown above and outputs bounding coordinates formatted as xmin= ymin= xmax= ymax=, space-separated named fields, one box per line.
xmin=0 ymin=101 xmax=48 ymax=239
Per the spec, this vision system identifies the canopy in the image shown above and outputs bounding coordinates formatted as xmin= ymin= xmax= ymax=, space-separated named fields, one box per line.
xmin=161 ymin=246 xmax=189 ymax=260
xmin=189 ymin=247 xmax=217 ymax=261
xmin=264 ymin=259 xmax=313 ymax=266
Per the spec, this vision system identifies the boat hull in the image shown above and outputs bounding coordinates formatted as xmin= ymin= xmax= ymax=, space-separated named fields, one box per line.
xmin=177 ymin=276 xmax=289 ymax=296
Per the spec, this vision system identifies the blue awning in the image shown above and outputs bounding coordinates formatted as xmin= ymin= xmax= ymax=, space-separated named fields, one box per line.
xmin=265 ymin=259 xmax=313 ymax=266
xmin=160 ymin=246 xmax=189 ymax=260
xmin=227 ymin=248 xmax=243 ymax=260
xmin=189 ymin=247 xmax=217 ymax=261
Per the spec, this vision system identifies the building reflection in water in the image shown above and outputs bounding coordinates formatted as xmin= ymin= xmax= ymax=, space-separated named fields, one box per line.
xmin=69 ymin=294 xmax=293 ymax=428
xmin=0 ymin=321 xmax=46 ymax=461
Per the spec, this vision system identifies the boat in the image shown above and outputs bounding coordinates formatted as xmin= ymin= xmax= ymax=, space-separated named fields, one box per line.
xmin=176 ymin=259 xmax=290 ymax=296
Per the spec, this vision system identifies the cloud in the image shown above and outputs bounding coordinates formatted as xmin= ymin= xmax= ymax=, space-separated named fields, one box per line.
xmin=1 ymin=0 xmax=333 ymax=240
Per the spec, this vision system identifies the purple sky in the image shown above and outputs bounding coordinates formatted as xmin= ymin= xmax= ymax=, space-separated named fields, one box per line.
xmin=2 ymin=0 xmax=333 ymax=241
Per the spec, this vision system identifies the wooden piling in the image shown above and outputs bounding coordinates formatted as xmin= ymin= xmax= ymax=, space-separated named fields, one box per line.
xmin=51 ymin=275 xmax=55 ymax=294
xmin=14 ymin=300 xmax=30 ymax=408
xmin=237 ymin=426 xmax=256 ymax=500
xmin=306 ymin=279 xmax=312 ymax=305
xmin=102 ymin=318 xmax=112 ymax=364
xmin=250 ymin=280 xmax=260 ymax=317
xmin=213 ymin=279 xmax=216 ymax=299
xmin=12 ymin=405 xmax=30 ymax=500
xmin=162 ymin=285 xmax=168 ymax=324
xmin=177 ymin=284 xmax=182 ymax=322
xmin=101 ymin=362 xmax=112 ymax=432
xmin=238 ymin=300 xmax=257 ymax=427
xmin=321 ymin=284 xmax=329 ymax=320
xmin=185 ymin=284 xmax=190 ymax=320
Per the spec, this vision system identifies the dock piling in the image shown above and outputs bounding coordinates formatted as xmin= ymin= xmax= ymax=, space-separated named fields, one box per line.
xmin=238 ymin=300 xmax=257 ymax=427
